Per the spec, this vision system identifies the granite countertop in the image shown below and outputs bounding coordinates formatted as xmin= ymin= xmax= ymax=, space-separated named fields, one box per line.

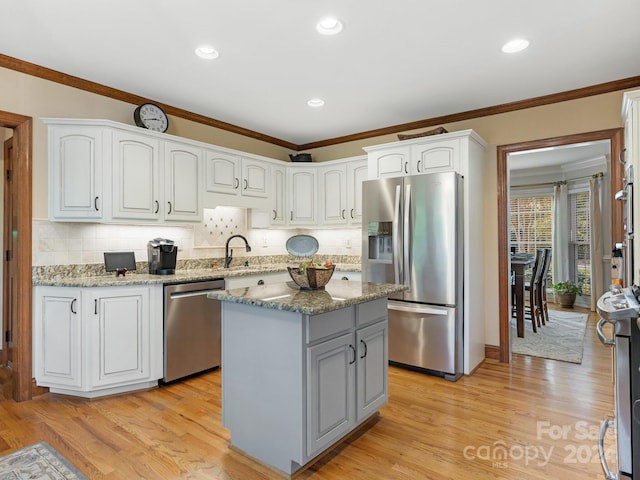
xmin=33 ymin=263 xmax=361 ymax=287
xmin=208 ymin=280 xmax=407 ymax=315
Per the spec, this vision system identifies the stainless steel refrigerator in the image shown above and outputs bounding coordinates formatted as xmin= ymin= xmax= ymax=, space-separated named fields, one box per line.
xmin=362 ymin=171 xmax=463 ymax=381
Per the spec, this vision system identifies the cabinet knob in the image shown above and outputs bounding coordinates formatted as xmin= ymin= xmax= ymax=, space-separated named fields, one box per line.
xmin=341 ymin=276 xmax=349 ymax=281
xmin=257 ymin=279 xmax=265 ymax=285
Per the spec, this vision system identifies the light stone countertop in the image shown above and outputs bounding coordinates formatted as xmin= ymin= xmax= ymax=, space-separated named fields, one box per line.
xmin=32 ymin=263 xmax=361 ymax=288
xmin=208 ymin=280 xmax=406 ymax=315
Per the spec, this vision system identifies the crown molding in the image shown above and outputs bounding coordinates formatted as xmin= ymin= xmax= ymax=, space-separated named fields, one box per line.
xmin=2 ymin=53 xmax=639 ymax=151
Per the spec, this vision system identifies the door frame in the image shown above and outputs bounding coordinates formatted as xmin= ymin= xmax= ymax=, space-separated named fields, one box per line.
xmin=0 ymin=111 xmax=32 ymax=401
xmin=496 ymin=128 xmax=623 ymax=363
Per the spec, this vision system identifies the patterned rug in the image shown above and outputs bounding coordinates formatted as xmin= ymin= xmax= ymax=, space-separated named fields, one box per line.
xmin=511 ymin=309 xmax=589 ymax=363
xmin=0 ymin=442 xmax=87 ymax=479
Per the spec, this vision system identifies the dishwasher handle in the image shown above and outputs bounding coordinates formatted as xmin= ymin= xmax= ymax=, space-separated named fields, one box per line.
xmin=169 ymin=289 xmax=224 ymax=300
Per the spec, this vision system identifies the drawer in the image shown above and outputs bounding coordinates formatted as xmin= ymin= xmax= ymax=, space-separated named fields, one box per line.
xmin=357 ymin=298 xmax=388 ymax=328
xmin=306 ymin=306 xmax=354 ymax=345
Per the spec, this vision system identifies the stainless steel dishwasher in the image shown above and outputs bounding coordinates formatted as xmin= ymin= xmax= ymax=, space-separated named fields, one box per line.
xmin=162 ymin=279 xmax=225 ymax=383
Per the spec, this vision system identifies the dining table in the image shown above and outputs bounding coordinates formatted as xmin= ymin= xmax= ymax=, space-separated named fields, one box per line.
xmin=511 ymin=254 xmax=535 ymax=337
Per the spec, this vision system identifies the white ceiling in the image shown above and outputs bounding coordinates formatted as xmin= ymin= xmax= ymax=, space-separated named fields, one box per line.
xmin=3 ymin=1 xmax=640 ymax=146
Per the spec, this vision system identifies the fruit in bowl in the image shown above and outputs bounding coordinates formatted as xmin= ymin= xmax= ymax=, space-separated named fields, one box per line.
xmin=288 ymin=261 xmax=335 ymax=289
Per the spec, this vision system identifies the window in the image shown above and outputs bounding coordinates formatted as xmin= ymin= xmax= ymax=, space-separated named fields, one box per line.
xmin=509 ymin=195 xmax=553 ymax=255
xmin=569 ymin=189 xmax=591 ymax=296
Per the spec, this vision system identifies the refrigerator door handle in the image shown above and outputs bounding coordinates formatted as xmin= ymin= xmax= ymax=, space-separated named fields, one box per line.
xmin=388 ymin=300 xmax=448 ymax=316
xmin=403 ymin=184 xmax=411 ymax=290
xmin=393 ymin=185 xmax=402 ymax=284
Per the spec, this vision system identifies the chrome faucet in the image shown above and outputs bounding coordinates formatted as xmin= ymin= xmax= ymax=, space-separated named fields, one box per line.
xmin=224 ymin=234 xmax=252 ymax=268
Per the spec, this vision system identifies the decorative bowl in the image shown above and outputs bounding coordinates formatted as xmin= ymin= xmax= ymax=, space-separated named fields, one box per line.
xmin=287 ymin=266 xmax=335 ymax=289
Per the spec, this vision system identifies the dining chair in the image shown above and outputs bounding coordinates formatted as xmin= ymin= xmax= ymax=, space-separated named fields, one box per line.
xmin=524 ymin=249 xmax=545 ymax=332
xmin=535 ymin=248 xmax=552 ymax=325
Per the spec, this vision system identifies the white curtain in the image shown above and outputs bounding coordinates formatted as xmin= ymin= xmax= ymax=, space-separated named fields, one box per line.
xmin=552 ymin=183 xmax=569 ymax=284
xmin=590 ymin=175 xmax=604 ymax=310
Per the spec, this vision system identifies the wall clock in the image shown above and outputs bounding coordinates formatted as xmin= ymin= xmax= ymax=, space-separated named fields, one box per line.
xmin=133 ymin=103 xmax=169 ymax=132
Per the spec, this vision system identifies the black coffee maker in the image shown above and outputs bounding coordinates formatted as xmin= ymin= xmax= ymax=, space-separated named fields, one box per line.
xmin=147 ymin=238 xmax=177 ymax=275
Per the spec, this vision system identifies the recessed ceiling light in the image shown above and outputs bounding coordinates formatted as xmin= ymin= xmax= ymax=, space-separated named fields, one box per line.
xmin=195 ymin=45 xmax=220 ymax=60
xmin=307 ymin=98 xmax=325 ymax=108
xmin=316 ymin=16 xmax=344 ymax=35
xmin=501 ymin=38 xmax=530 ymax=53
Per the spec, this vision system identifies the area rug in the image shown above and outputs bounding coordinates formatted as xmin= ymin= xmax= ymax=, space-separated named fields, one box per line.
xmin=511 ymin=309 xmax=589 ymax=364
xmin=0 ymin=442 xmax=87 ymax=479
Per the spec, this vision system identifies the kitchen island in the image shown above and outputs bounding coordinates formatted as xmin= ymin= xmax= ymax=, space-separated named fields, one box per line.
xmin=208 ymin=280 xmax=406 ymax=476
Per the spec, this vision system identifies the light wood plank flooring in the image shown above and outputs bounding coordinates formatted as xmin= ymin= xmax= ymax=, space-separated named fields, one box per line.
xmin=0 ymin=308 xmax=615 ymax=479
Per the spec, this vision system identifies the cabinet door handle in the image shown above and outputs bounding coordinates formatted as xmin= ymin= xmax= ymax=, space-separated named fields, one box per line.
xmin=349 ymin=344 xmax=356 ymax=364
xmin=360 ymin=339 xmax=368 ymax=359
xmin=154 ymin=200 xmax=159 ymax=214
xmin=341 ymin=276 xmax=349 ymax=281
xmin=273 ymin=209 xmax=277 ymax=220
xmin=94 ymin=299 xmax=98 ymax=315
xmin=243 ymin=179 xmax=248 ymax=190
xmin=234 ymin=178 xmax=240 ymax=189
xmin=350 ymin=208 xmax=354 ymax=219
xmin=417 ymin=160 xmax=422 ymax=172
xmin=404 ymin=161 xmax=408 ymax=174
xmin=94 ymin=196 xmax=99 ymax=211
xmin=167 ymin=201 xmax=172 ymax=214
xmin=341 ymin=209 xmax=346 ymax=219
xmin=290 ymin=211 xmax=293 ymax=221
xmin=257 ymin=279 xmax=265 ymax=285
xmin=70 ymin=298 xmax=77 ymax=314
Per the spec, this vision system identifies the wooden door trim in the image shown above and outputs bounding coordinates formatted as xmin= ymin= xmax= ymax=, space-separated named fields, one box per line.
xmin=0 ymin=111 xmax=33 ymax=401
xmin=497 ymin=128 xmax=623 ymax=363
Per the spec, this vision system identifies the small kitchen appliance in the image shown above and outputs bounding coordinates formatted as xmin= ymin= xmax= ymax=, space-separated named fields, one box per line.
xmin=147 ymin=238 xmax=177 ymax=275
xmin=596 ymin=286 xmax=640 ymax=479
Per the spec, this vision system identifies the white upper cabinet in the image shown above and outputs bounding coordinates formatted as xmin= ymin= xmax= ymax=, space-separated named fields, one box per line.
xmin=48 ymin=125 xmax=104 ymax=220
xmin=318 ymin=156 xmax=367 ymax=226
xmin=204 ymin=149 xmax=269 ymax=208
xmin=288 ymin=167 xmax=317 ymax=225
xmin=347 ymin=158 xmax=368 ymax=224
xmin=270 ymin=164 xmax=287 ymax=226
xmin=367 ymin=146 xmax=411 ymax=179
xmin=111 ymin=129 xmax=162 ymax=221
xmin=411 ymin=137 xmax=460 ymax=174
xmin=164 ymin=141 xmax=202 ymax=222
xmin=319 ymin=164 xmax=348 ymax=225
xmin=204 ymin=150 xmax=239 ymax=195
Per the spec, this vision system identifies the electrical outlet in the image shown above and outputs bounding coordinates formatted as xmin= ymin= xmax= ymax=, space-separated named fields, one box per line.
xmin=262 ymin=236 xmax=268 ymax=248
xmin=345 ymin=239 xmax=351 ymax=248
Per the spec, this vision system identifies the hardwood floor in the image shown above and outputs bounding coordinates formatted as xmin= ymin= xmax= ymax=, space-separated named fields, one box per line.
xmin=0 ymin=309 xmax=615 ymax=479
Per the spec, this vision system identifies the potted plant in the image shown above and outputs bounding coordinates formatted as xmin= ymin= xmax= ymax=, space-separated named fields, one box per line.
xmin=550 ymin=280 xmax=582 ymax=308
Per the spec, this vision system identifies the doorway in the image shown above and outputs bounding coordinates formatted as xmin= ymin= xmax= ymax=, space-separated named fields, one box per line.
xmin=496 ymin=129 xmax=624 ymax=363
xmin=0 ymin=111 xmax=33 ymax=401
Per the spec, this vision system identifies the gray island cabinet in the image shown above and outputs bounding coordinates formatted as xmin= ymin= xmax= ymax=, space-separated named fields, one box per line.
xmin=208 ymin=280 xmax=406 ymax=476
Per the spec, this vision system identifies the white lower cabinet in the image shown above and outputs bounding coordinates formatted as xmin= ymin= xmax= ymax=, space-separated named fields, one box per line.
xmin=34 ymin=285 xmax=162 ymax=398
xmin=221 ymin=297 xmax=388 ymax=475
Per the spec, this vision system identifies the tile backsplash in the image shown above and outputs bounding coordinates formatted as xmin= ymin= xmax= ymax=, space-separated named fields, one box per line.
xmin=33 ymin=207 xmax=362 ymax=266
